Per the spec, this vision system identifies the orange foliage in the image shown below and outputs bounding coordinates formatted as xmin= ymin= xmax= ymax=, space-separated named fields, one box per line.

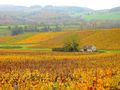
xmin=0 ymin=50 xmax=119 ymax=90
xmin=20 ymin=28 xmax=120 ymax=49
xmin=1 ymin=28 xmax=120 ymax=50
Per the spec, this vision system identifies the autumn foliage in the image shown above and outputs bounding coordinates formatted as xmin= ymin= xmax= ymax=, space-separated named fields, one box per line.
xmin=0 ymin=50 xmax=119 ymax=90
xmin=17 ymin=28 xmax=120 ymax=49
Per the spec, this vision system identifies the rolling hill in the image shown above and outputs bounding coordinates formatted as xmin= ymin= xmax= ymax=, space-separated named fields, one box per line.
xmin=0 ymin=5 xmax=120 ymax=25
xmin=0 ymin=5 xmax=93 ymax=25
xmin=0 ymin=28 xmax=120 ymax=50
xmin=110 ymin=6 xmax=120 ymax=12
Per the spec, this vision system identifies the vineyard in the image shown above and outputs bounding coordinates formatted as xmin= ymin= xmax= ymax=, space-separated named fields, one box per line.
xmin=28 ymin=28 xmax=120 ymax=50
xmin=0 ymin=50 xmax=120 ymax=90
xmin=0 ymin=28 xmax=120 ymax=50
xmin=0 ymin=2 xmax=119 ymax=90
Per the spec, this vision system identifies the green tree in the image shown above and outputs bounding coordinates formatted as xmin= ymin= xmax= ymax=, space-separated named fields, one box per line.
xmin=11 ymin=26 xmax=24 ymax=36
xmin=54 ymin=25 xmax=62 ymax=32
xmin=8 ymin=26 xmax=11 ymax=30
xmin=63 ymin=34 xmax=79 ymax=52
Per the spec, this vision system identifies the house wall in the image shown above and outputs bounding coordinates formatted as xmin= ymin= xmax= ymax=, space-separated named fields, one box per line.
xmin=80 ymin=46 xmax=96 ymax=52
xmin=87 ymin=49 xmax=93 ymax=52
xmin=91 ymin=46 xmax=96 ymax=51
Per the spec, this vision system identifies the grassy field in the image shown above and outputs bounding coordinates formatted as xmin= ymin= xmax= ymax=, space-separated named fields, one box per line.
xmin=82 ymin=12 xmax=120 ymax=20
xmin=0 ymin=45 xmax=52 ymax=51
xmin=69 ymin=11 xmax=120 ymax=20
xmin=0 ymin=28 xmax=10 ymax=36
xmin=0 ymin=44 xmax=120 ymax=53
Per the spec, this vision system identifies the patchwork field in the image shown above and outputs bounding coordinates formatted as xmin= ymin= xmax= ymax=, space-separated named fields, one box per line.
xmin=0 ymin=28 xmax=120 ymax=50
xmin=0 ymin=4 xmax=120 ymax=90
xmin=0 ymin=28 xmax=120 ymax=89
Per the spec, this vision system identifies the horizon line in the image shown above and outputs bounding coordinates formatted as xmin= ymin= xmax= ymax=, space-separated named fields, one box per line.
xmin=0 ymin=4 xmax=119 ymax=10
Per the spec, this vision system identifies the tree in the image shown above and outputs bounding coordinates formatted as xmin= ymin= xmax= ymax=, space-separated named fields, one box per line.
xmin=63 ymin=34 xmax=79 ymax=52
xmin=54 ymin=25 xmax=62 ymax=32
xmin=8 ymin=26 xmax=11 ymax=30
xmin=11 ymin=26 xmax=24 ymax=36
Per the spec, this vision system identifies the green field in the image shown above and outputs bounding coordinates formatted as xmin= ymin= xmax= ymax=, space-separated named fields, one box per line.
xmin=82 ymin=12 xmax=120 ymax=20
xmin=0 ymin=44 xmax=52 ymax=51
xmin=0 ymin=44 xmax=120 ymax=53
xmin=0 ymin=25 xmax=10 ymax=35
xmin=70 ymin=11 xmax=120 ymax=20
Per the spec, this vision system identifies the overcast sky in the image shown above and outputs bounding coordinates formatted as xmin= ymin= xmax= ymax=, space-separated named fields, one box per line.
xmin=0 ymin=0 xmax=120 ymax=10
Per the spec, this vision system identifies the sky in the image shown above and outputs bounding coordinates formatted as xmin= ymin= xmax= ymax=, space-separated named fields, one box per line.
xmin=0 ymin=0 xmax=120 ymax=10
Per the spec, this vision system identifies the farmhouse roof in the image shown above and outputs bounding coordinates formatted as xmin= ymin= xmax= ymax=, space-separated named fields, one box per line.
xmin=83 ymin=45 xmax=95 ymax=49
